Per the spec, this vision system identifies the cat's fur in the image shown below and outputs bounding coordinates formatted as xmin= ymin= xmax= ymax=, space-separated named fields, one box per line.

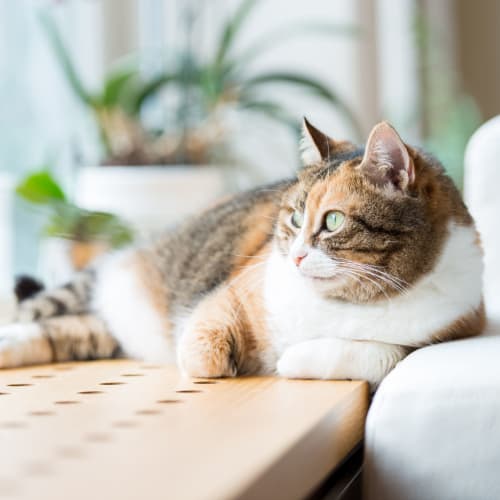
xmin=1 ymin=121 xmax=485 ymax=387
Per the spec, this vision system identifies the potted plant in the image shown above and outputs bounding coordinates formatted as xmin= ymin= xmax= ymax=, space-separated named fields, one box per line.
xmin=41 ymin=0 xmax=360 ymax=232
xmin=16 ymin=170 xmax=133 ymax=285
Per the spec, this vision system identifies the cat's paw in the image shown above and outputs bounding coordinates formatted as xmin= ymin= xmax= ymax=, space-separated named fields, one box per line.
xmin=277 ymin=342 xmax=330 ymax=379
xmin=177 ymin=330 xmax=237 ymax=378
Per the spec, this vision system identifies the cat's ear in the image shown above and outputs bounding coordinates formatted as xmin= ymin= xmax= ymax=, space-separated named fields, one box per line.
xmin=300 ymin=118 xmax=332 ymax=164
xmin=301 ymin=118 xmax=354 ymax=164
xmin=360 ymin=121 xmax=415 ymax=192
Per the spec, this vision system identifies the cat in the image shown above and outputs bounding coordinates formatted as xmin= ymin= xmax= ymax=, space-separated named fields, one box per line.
xmin=1 ymin=120 xmax=485 ymax=388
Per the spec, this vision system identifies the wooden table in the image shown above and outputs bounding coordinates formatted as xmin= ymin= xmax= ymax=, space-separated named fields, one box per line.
xmin=0 ymin=360 xmax=368 ymax=500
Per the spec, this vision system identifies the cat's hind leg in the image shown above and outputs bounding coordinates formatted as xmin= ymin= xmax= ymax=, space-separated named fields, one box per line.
xmin=0 ymin=314 xmax=119 ymax=368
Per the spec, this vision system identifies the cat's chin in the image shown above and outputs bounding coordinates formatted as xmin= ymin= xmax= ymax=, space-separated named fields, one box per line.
xmin=297 ymin=269 xmax=350 ymax=294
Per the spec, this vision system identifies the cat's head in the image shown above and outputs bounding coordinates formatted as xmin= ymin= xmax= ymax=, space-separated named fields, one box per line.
xmin=276 ymin=119 xmax=472 ymax=302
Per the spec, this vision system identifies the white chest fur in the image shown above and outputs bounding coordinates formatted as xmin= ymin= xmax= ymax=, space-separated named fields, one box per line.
xmin=264 ymin=223 xmax=483 ymax=352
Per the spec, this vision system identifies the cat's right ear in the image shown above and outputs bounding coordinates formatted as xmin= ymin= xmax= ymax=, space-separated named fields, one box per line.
xmin=300 ymin=118 xmax=354 ymax=165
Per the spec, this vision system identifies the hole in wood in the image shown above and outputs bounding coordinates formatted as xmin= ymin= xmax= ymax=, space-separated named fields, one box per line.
xmin=157 ymin=399 xmax=183 ymax=404
xmin=1 ymin=421 xmax=27 ymax=429
xmin=85 ymin=432 xmax=112 ymax=443
xmin=112 ymin=420 xmax=139 ymax=428
xmin=29 ymin=411 xmax=55 ymax=417
xmin=121 ymin=373 xmax=144 ymax=377
xmin=7 ymin=383 xmax=32 ymax=387
xmin=194 ymin=381 xmax=216 ymax=385
xmin=136 ymin=409 xmax=162 ymax=416
xmin=54 ymin=400 xmax=80 ymax=405
xmin=99 ymin=381 xmax=125 ymax=386
xmin=32 ymin=374 xmax=55 ymax=379
xmin=0 ymin=392 xmax=10 ymax=396
xmin=175 ymin=389 xmax=202 ymax=394
xmin=24 ymin=461 xmax=53 ymax=476
xmin=57 ymin=446 xmax=84 ymax=459
xmin=78 ymin=390 xmax=104 ymax=395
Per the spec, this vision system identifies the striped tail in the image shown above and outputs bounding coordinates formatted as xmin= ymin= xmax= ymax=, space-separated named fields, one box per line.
xmin=15 ymin=269 xmax=96 ymax=322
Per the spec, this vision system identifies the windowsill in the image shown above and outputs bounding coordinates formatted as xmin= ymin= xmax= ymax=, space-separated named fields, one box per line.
xmin=0 ymin=360 xmax=369 ymax=499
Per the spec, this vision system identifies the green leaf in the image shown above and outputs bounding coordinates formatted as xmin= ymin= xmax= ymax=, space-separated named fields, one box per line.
xmin=214 ymin=0 xmax=258 ymax=67
xmin=100 ymin=66 xmax=139 ymax=108
xmin=129 ymin=72 xmax=179 ymax=115
xmin=38 ymin=10 xmax=95 ymax=107
xmin=424 ymin=95 xmax=481 ymax=190
xmin=242 ymin=71 xmax=362 ymax=139
xmin=16 ymin=171 xmax=67 ymax=205
xmin=45 ymin=204 xmax=134 ymax=248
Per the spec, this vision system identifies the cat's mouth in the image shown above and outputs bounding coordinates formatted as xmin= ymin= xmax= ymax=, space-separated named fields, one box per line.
xmin=308 ymin=275 xmax=334 ymax=281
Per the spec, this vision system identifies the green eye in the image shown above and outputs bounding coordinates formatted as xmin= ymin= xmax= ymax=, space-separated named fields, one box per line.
xmin=291 ymin=210 xmax=303 ymax=228
xmin=325 ymin=211 xmax=345 ymax=231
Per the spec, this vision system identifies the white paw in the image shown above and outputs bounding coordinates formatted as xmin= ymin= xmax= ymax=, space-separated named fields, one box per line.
xmin=0 ymin=323 xmax=49 ymax=368
xmin=277 ymin=343 xmax=326 ymax=379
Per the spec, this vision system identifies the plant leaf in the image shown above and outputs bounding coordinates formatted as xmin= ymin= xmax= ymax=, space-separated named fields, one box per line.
xmin=16 ymin=171 xmax=67 ymax=204
xmin=240 ymin=99 xmax=301 ymax=135
xmin=226 ymin=21 xmax=358 ymax=77
xmin=38 ymin=10 xmax=95 ymax=107
xmin=45 ymin=204 xmax=134 ymax=247
xmin=242 ymin=71 xmax=362 ymax=139
xmin=214 ymin=0 xmax=258 ymax=67
xmin=129 ymin=72 xmax=179 ymax=115
xmin=100 ymin=66 xmax=139 ymax=108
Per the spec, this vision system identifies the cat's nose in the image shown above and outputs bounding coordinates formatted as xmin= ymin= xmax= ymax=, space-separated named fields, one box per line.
xmin=294 ymin=253 xmax=307 ymax=267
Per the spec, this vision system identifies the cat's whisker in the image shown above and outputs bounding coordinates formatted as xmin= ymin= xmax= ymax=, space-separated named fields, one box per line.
xmin=332 ymin=258 xmax=409 ymax=293
xmin=337 ymin=265 xmax=392 ymax=302
xmin=339 ymin=264 xmax=404 ymax=294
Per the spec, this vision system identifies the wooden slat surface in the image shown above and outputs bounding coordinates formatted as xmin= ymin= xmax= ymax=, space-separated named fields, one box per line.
xmin=0 ymin=360 xmax=368 ymax=500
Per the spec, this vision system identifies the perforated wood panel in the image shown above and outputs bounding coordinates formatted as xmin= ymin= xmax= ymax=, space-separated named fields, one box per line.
xmin=0 ymin=360 xmax=368 ymax=500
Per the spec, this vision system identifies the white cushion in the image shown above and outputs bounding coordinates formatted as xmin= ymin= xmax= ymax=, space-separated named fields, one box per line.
xmin=464 ymin=116 xmax=500 ymax=317
xmin=363 ymin=320 xmax=500 ymax=500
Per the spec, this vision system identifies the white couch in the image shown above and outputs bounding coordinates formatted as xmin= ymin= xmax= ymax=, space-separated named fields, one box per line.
xmin=363 ymin=118 xmax=500 ymax=500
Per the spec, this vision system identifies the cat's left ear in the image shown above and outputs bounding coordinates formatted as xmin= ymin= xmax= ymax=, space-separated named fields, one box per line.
xmin=360 ymin=121 xmax=415 ymax=191
xmin=300 ymin=118 xmax=354 ymax=165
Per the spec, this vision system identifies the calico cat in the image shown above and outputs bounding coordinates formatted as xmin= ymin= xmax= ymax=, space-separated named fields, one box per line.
xmin=1 ymin=120 xmax=485 ymax=387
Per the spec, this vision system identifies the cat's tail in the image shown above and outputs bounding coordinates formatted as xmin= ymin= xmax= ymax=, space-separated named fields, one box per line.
xmin=14 ymin=269 xmax=96 ymax=322
xmin=14 ymin=275 xmax=45 ymax=302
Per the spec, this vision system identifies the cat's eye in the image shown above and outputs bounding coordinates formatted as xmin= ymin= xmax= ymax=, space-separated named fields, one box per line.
xmin=324 ymin=211 xmax=345 ymax=232
xmin=291 ymin=210 xmax=303 ymax=228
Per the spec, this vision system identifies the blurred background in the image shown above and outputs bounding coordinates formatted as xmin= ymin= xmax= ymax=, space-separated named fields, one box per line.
xmin=0 ymin=0 xmax=497 ymax=298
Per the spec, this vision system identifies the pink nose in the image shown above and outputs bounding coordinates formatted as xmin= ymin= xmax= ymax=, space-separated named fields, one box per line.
xmin=294 ymin=253 xmax=307 ymax=267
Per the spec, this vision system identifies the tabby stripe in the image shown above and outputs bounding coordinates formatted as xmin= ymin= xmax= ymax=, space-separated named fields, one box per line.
xmin=40 ymin=327 xmax=57 ymax=362
xmin=47 ymin=297 xmax=69 ymax=316
xmin=352 ymin=215 xmax=409 ymax=237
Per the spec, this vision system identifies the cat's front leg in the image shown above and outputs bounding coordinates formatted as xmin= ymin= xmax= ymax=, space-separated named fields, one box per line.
xmin=277 ymin=338 xmax=407 ymax=388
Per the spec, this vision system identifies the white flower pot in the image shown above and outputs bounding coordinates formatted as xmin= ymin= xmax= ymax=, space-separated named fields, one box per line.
xmin=75 ymin=166 xmax=227 ymax=237
xmin=0 ymin=174 xmax=13 ymax=299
